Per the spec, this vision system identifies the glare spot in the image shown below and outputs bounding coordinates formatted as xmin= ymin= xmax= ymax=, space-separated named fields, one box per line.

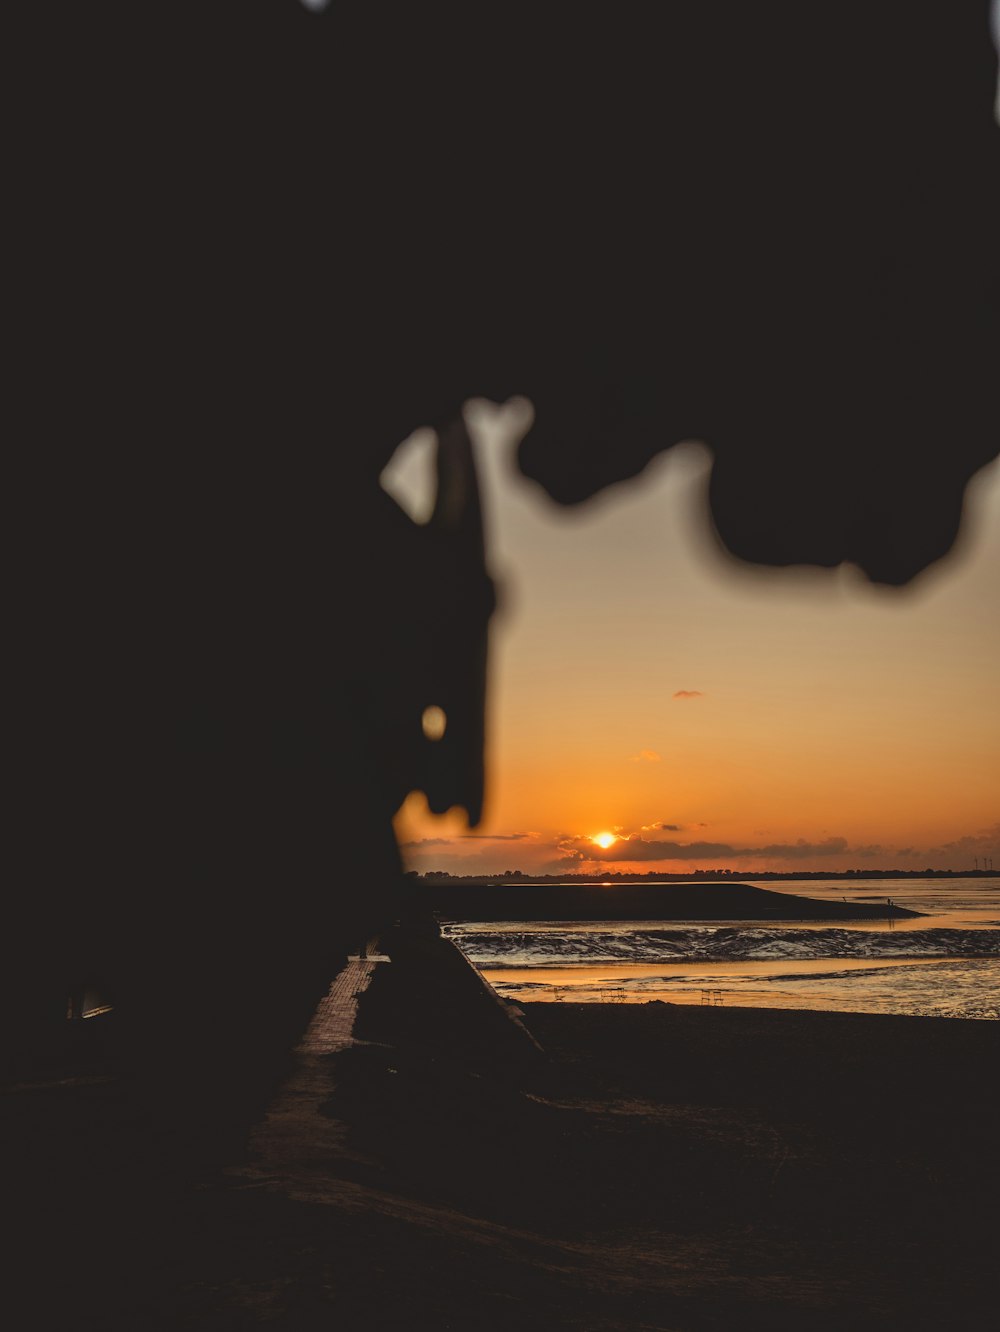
xmin=593 ymin=832 xmax=617 ymax=849
xmin=422 ymin=706 xmax=447 ymax=741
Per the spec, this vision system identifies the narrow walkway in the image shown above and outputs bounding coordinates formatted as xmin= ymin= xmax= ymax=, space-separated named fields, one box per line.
xmin=295 ymin=954 xmax=380 ymax=1054
xmin=233 ymin=946 xmax=391 ymax=1192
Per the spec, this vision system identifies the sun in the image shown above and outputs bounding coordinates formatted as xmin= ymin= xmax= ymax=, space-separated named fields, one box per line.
xmin=592 ymin=831 xmax=617 ymax=850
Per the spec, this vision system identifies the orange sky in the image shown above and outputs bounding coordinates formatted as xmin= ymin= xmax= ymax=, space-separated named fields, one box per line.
xmin=389 ymin=403 xmax=1000 ymax=876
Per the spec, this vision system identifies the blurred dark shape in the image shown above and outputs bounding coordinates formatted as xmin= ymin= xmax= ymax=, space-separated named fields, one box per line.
xmin=374 ymin=419 xmax=494 ymax=826
xmin=509 ymin=9 xmax=1000 ymax=587
xmin=5 ymin=2 xmax=997 ymax=1123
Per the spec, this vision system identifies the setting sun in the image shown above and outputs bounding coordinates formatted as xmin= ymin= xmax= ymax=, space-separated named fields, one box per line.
xmin=392 ymin=421 xmax=1000 ymax=880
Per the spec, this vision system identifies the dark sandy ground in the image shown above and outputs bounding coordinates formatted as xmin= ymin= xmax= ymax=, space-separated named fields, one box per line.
xmin=3 ymin=975 xmax=997 ymax=1331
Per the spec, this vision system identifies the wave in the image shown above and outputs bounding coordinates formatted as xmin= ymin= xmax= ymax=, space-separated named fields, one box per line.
xmin=451 ymin=925 xmax=1000 ymax=967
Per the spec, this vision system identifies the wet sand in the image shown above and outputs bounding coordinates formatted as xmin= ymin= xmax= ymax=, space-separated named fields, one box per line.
xmin=3 ymin=967 xmax=997 ymax=1330
xmin=480 ymin=955 xmax=938 ymax=1006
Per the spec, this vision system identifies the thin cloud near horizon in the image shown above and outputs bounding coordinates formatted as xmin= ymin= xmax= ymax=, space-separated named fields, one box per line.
xmin=459 ymin=831 xmax=530 ymax=841
xmin=673 ymin=689 xmax=703 ymax=699
xmin=556 ymin=833 xmax=884 ymax=864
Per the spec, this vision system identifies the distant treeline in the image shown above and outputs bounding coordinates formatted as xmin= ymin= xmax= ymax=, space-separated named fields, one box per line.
xmin=413 ymin=869 xmax=994 ymax=883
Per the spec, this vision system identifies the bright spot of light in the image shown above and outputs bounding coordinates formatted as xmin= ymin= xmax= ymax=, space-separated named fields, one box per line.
xmin=422 ymin=706 xmax=448 ymax=741
xmin=593 ymin=832 xmax=617 ymax=850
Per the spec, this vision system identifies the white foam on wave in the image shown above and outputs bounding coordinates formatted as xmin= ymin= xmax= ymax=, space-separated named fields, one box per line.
xmin=455 ymin=925 xmax=1000 ymax=968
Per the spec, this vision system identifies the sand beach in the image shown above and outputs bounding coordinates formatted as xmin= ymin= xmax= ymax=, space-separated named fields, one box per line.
xmin=3 ymin=928 xmax=997 ymax=1331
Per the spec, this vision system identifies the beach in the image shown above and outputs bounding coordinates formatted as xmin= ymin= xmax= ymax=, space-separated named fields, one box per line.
xmin=451 ymin=876 xmax=1000 ymax=1018
xmin=4 ymin=946 xmax=997 ymax=1330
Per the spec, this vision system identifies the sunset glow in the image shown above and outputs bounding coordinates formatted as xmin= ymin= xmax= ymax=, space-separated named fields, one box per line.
xmin=393 ymin=406 xmax=1000 ymax=880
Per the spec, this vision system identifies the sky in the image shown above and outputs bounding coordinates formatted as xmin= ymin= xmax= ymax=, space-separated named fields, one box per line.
xmin=388 ymin=403 xmax=999 ymax=877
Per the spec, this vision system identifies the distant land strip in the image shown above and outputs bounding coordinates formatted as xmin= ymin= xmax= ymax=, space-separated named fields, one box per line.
xmin=418 ymin=881 xmax=925 ymax=924
xmin=412 ymin=868 xmax=994 ymax=884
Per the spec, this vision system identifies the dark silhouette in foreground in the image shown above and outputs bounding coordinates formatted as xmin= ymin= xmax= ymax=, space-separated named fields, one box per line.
xmin=9 ymin=0 xmax=997 ymax=1092
xmin=5 ymin=4 xmax=999 ymax=1325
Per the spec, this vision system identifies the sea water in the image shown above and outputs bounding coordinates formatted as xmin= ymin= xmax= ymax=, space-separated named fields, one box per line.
xmin=448 ymin=877 xmax=1000 ymax=1019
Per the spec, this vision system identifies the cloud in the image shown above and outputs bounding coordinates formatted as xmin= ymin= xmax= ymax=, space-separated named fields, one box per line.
xmin=927 ymin=822 xmax=999 ymax=854
xmin=540 ymin=854 xmax=593 ymax=872
xmin=673 ymin=690 xmax=703 ymax=700
xmin=459 ymin=832 xmax=529 ymax=841
xmin=589 ymin=838 xmax=742 ymax=862
xmin=630 ymin=749 xmax=661 ymax=763
xmin=642 ymin=821 xmax=710 ymax=833
xmin=753 ymin=837 xmax=855 ymax=860
xmin=744 ymin=837 xmax=884 ymax=861
xmin=558 ymin=833 xmax=729 ymax=863
xmin=558 ymin=832 xmax=880 ymax=863
xmin=923 ymin=822 xmax=1000 ymax=866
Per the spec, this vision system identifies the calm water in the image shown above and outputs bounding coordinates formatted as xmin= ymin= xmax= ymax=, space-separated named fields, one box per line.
xmin=449 ymin=878 xmax=1000 ymax=1019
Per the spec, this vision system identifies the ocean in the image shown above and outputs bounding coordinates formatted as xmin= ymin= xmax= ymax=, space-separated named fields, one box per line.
xmin=447 ymin=877 xmax=1000 ymax=1019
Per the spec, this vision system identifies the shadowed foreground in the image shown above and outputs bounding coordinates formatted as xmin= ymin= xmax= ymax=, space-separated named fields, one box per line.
xmin=3 ymin=954 xmax=996 ymax=1330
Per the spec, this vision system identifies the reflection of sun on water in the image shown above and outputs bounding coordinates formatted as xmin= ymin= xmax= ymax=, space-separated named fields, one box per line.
xmin=592 ymin=832 xmax=617 ymax=849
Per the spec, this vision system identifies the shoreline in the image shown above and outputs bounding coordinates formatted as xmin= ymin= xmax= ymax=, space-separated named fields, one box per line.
xmin=478 ymin=953 xmax=1000 ymax=1014
xmin=4 ymin=961 xmax=997 ymax=1329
